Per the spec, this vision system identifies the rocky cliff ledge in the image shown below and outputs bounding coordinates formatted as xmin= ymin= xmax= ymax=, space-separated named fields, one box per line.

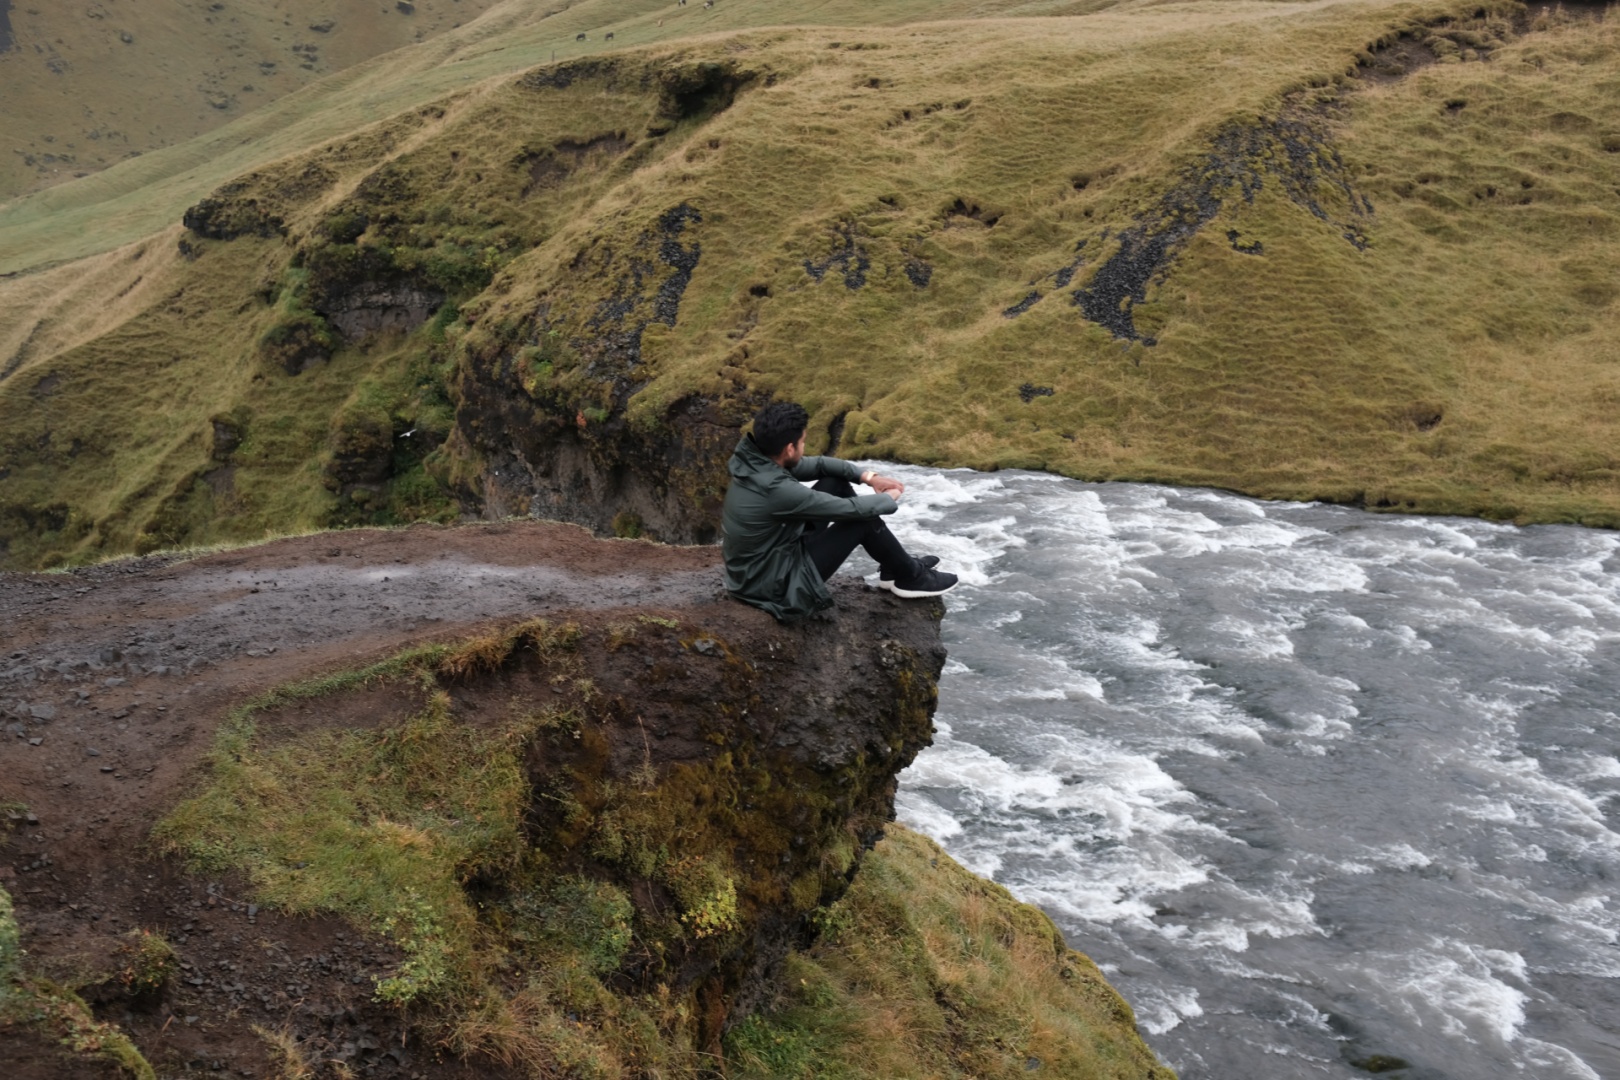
xmin=0 ymin=523 xmax=1169 ymax=1079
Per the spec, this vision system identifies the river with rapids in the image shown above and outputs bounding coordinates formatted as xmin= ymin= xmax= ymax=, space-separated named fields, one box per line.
xmin=845 ymin=464 xmax=1619 ymax=1079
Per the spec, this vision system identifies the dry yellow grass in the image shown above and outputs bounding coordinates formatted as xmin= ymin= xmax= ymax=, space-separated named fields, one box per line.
xmin=727 ymin=826 xmax=1172 ymax=1080
xmin=0 ymin=0 xmax=509 ymax=202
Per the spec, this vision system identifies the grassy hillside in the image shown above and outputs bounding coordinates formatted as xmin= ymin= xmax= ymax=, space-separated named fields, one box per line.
xmin=0 ymin=0 xmax=509 ymax=202
xmin=0 ymin=0 xmax=1117 ymax=275
xmin=3 ymin=0 xmax=1620 ymax=568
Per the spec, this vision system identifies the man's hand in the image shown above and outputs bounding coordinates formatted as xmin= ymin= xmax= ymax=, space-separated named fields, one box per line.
xmin=862 ymin=472 xmax=905 ymax=503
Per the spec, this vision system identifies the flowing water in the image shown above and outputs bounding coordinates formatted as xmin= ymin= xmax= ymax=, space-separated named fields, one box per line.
xmin=842 ymin=464 xmax=1620 ymax=1080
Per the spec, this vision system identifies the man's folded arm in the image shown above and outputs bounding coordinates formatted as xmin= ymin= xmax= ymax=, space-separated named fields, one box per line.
xmin=773 ymin=483 xmax=895 ymax=522
xmin=789 ymin=455 xmax=862 ymax=484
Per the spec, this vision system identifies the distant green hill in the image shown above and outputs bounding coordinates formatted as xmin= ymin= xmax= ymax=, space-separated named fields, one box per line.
xmin=0 ymin=0 xmax=510 ymax=203
xmin=2 ymin=0 xmax=1619 ymax=569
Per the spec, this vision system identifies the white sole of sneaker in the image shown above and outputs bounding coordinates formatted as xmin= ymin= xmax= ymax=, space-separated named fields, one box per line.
xmin=880 ymin=558 xmax=939 ymax=586
xmin=887 ymin=580 xmax=958 ymax=599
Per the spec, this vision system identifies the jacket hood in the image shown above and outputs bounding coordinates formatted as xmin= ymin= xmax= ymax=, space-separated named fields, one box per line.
xmin=728 ymin=434 xmax=781 ymax=482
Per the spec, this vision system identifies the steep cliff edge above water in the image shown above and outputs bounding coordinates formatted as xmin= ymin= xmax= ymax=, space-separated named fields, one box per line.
xmin=0 ymin=522 xmax=1169 ymax=1079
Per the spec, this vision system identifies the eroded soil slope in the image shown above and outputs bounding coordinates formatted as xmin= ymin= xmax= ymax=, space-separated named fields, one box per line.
xmin=0 ymin=522 xmax=725 ymax=1075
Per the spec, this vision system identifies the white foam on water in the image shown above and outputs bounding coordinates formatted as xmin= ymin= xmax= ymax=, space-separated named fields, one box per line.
xmin=1275 ymin=992 xmax=1335 ymax=1033
xmin=900 ymin=721 xmax=1224 ymax=925
xmin=1517 ymin=1039 xmax=1602 ymax=1080
xmin=1289 ymin=712 xmax=1354 ymax=741
xmin=1456 ymin=797 xmax=1519 ymax=824
xmin=1482 ymin=754 xmax=1620 ymax=839
xmin=892 ymin=788 xmax=964 ymax=842
xmin=1367 ymin=941 xmax=1528 ymax=1044
xmin=1134 ymin=986 xmax=1205 ymax=1036
xmin=1366 ymin=843 xmax=1433 ymax=871
xmin=1574 ymin=755 xmax=1620 ymax=780
xmin=1208 ymin=614 xmax=1296 ymax=659
xmin=1166 ymin=920 xmax=1249 ymax=953
xmin=1384 ymin=517 xmax=1486 ymax=551
xmin=1181 ymin=489 xmax=1268 ymax=517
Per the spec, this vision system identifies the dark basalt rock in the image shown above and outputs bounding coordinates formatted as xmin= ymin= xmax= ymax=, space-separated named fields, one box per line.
xmin=452 ymin=203 xmax=750 ymax=544
xmin=1063 ymin=110 xmax=1371 ymax=341
xmin=257 ymin=315 xmax=334 ymax=375
xmin=512 ymin=583 xmax=948 ymax=1048
xmin=209 ymin=416 xmax=242 ymax=462
xmin=325 ymin=284 xmax=447 ymax=341
xmin=182 ymin=194 xmax=287 ymax=241
xmin=1004 ymin=291 xmax=1041 ymax=318
xmin=804 ymin=221 xmax=870 ymax=290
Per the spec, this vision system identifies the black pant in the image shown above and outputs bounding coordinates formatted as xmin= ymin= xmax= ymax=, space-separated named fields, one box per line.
xmin=801 ymin=477 xmax=917 ymax=582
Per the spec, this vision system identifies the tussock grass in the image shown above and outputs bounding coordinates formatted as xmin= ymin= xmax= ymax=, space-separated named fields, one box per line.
xmin=251 ymin=1023 xmax=317 ymax=1080
xmin=0 ymin=886 xmax=159 ymax=1079
xmin=726 ymin=826 xmax=1171 ymax=1080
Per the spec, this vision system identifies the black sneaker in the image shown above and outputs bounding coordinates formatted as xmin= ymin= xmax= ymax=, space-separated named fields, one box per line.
xmin=880 ymin=555 xmax=939 ymax=586
xmin=888 ymin=564 xmax=958 ymax=599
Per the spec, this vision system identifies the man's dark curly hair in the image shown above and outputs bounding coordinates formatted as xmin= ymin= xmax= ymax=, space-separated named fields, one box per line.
xmin=751 ymin=402 xmax=810 ymax=457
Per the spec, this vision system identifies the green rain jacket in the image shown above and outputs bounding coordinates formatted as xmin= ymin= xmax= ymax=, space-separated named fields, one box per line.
xmin=721 ymin=434 xmax=897 ymax=621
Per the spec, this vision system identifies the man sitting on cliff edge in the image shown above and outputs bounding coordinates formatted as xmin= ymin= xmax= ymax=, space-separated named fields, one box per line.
xmin=722 ymin=402 xmax=958 ymax=621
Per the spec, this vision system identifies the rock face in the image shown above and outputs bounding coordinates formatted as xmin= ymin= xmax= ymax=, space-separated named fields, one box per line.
xmin=325 ymin=283 xmax=447 ymax=341
xmin=450 ymin=198 xmax=761 ymax=544
xmin=512 ymin=581 xmax=948 ymax=1048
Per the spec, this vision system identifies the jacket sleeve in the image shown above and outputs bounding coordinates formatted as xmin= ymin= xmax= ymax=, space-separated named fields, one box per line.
xmin=789 ymin=455 xmax=863 ymax=484
xmin=769 ymin=480 xmax=896 ymax=522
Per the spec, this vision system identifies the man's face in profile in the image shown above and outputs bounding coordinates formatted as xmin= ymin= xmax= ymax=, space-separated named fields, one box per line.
xmin=779 ymin=432 xmax=807 ymax=468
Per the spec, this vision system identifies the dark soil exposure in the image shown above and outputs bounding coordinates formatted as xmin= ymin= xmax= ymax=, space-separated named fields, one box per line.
xmin=1227 ymin=228 xmax=1263 ymax=256
xmin=943 ymin=198 xmax=1000 ymax=228
xmin=1069 ymin=110 xmax=1372 ymax=341
xmin=0 ymin=521 xmax=946 ymax=1078
xmin=1003 ymin=291 xmax=1040 ymax=318
xmin=520 ymin=133 xmax=633 ymax=198
xmin=904 ymin=258 xmax=932 ymax=288
xmin=0 ymin=0 xmax=13 ymax=54
xmin=1018 ymin=382 xmax=1054 ymax=403
xmin=1354 ymin=35 xmax=1442 ymax=83
xmin=583 ymin=202 xmax=704 ymax=366
xmin=655 ymin=61 xmax=758 ymax=129
xmin=802 ymin=222 xmax=871 ymax=290
xmin=824 ymin=410 xmax=849 ymax=455
xmin=1004 ymin=240 xmax=1086 ymax=320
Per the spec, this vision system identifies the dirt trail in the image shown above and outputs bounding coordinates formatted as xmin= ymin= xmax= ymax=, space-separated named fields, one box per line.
xmin=0 ymin=521 xmax=733 ymax=1077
